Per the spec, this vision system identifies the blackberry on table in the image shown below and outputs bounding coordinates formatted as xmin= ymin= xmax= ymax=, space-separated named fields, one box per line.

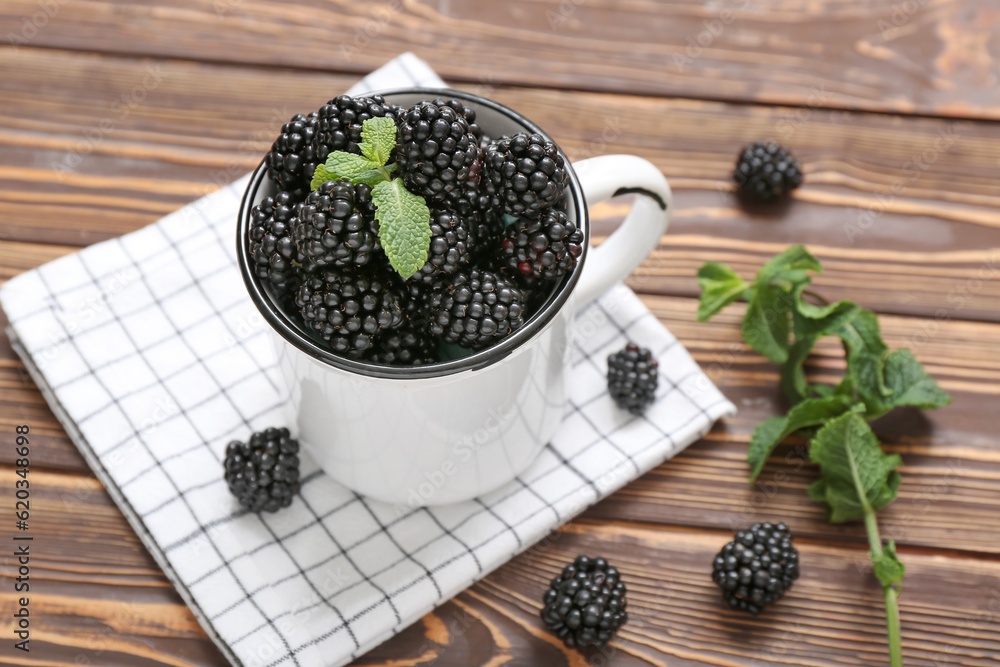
xmin=712 ymin=522 xmax=800 ymax=614
xmin=607 ymin=344 xmax=659 ymax=415
xmin=424 ymin=268 xmax=526 ymax=350
xmin=541 ymin=555 xmax=628 ymax=648
xmin=395 ymin=101 xmax=483 ymax=201
xmin=313 ymin=94 xmax=399 ymax=163
xmin=733 ymin=141 xmax=803 ymax=200
xmin=295 ymin=268 xmax=406 ymax=357
xmin=224 ymin=427 xmax=301 ymax=513
xmin=292 ymin=180 xmax=381 ymax=271
xmin=412 ymin=209 xmax=472 ymax=285
xmin=265 ymin=112 xmax=319 ymax=191
xmin=501 ymin=208 xmax=583 ymax=280
xmin=484 ymin=132 xmax=568 ymax=218
xmin=249 ymin=191 xmax=305 ymax=294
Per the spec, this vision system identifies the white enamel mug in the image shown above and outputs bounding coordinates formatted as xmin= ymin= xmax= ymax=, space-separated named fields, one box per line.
xmin=237 ymin=89 xmax=671 ymax=507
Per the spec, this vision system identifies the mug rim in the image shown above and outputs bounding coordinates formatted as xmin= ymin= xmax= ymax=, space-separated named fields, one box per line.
xmin=236 ymin=87 xmax=589 ymax=380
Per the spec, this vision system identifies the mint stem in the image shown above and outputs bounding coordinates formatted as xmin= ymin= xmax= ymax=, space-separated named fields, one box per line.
xmin=802 ymin=289 xmax=830 ymax=306
xmin=865 ymin=512 xmax=904 ymax=667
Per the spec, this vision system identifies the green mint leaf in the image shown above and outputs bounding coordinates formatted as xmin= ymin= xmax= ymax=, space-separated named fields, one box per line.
xmin=781 ymin=288 xmax=861 ymax=403
xmin=812 ymin=384 xmax=834 ymax=398
xmin=758 ymin=245 xmax=822 ymax=288
xmin=834 ymin=373 xmax=856 ymax=399
xmin=310 ymin=164 xmax=335 ymax=191
xmin=742 ymin=284 xmax=793 ymax=363
xmin=837 ymin=310 xmax=892 ymax=414
xmin=781 ymin=335 xmax=819 ymax=403
xmin=884 ymin=348 xmax=952 ymax=410
xmin=794 ymin=303 xmax=861 ymax=340
xmin=359 ymin=116 xmax=397 ymax=166
xmin=807 ymin=413 xmax=902 ymax=523
xmin=372 ymin=179 xmax=431 ymax=280
xmin=871 ymin=539 xmax=905 ymax=590
xmin=792 ymin=284 xmax=862 ymax=338
xmin=793 ymin=283 xmax=851 ymax=320
xmin=864 ymin=348 xmax=953 ymax=419
xmin=739 ymin=246 xmax=823 ymax=364
xmin=322 ymin=151 xmax=386 ymax=186
xmin=747 ymin=396 xmax=857 ymax=481
xmin=696 ymin=262 xmax=750 ymax=321
xmin=350 ymin=163 xmax=397 ymax=187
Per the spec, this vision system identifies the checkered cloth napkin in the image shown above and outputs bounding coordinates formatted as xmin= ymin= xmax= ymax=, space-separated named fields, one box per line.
xmin=0 ymin=54 xmax=735 ymax=667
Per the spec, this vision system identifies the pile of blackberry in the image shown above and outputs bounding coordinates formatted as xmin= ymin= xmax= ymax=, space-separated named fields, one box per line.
xmin=252 ymin=95 xmax=578 ymax=365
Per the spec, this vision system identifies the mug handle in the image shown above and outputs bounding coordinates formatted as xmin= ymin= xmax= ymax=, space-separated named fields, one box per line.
xmin=571 ymin=155 xmax=672 ymax=306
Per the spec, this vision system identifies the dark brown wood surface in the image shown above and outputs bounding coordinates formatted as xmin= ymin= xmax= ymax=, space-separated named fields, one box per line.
xmin=1 ymin=4 xmax=999 ymax=665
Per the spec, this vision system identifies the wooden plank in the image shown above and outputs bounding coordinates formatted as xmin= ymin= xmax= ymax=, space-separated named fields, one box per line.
xmin=4 ymin=468 xmax=999 ymax=666
xmin=2 ymin=49 xmax=998 ymax=318
xmin=1 ymin=0 xmax=998 ymax=119
xmin=0 ymin=469 xmax=228 ymax=667
xmin=0 ymin=243 xmax=85 ymax=470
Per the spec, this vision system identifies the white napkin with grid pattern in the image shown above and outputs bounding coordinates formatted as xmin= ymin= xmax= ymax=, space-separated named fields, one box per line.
xmin=0 ymin=54 xmax=735 ymax=667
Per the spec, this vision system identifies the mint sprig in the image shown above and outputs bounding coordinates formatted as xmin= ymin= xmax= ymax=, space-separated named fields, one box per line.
xmin=697 ymin=246 xmax=952 ymax=667
xmin=310 ymin=116 xmax=429 ymax=280
xmin=807 ymin=413 xmax=905 ymax=666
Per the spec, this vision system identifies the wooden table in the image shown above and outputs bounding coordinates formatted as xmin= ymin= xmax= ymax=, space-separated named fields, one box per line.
xmin=2 ymin=2 xmax=999 ymax=665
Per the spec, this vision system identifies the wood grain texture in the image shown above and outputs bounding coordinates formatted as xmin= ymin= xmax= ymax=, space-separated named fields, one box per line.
xmin=2 ymin=12 xmax=1000 ymax=666
xmin=1 ymin=0 xmax=999 ymax=119
xmin=4 ymin=468 xmax=1000 ymax=667
xmin=2 ymin=49 xmax=999 ymax=318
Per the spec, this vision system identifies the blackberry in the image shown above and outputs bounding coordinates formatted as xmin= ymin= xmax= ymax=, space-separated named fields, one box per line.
xmin=470 ymin=211 xmax=505 ymax=263
xmin=501 ymin=208 xmax=583 ymax=280
xmin=425 ymin=268 xmax=526 ymax=350
xmin=712 ymin=522 xmax=800 ymax=614
xmin=224 ymin=428 xmax=301 ymax=513
xmin=249 ymin=191 xmax=305 ymax=293
xmin=444 ymin=173 xmax=499 ymax=218
xmin=395 ymin=102 xmax=483 ymax=201
xmin=265 ymin=112 xmax=319 ymax=191
xmin=733 ymin=141 xmax=803 ymax=200
xmin=607 ymin=344 xmax=659 ymax=415
xmin=444 ymin=177 xmax=505 ymax=262
xmin=541 ymin=556 xmax=628 ymax=648
xmin=292 ymin=180 xmax=381 ymax=271
xmin=485 ymin=133 xmax=568 ymax=218
xmin=367 ymin=322 xmax=438 ymax=366
xmin=412 ymin=209 xmax=472 ymax=285
xmin=313 ymin=94 xmax=399 ymax=163
xmin=295 ymin=269 xmax=406 ymax=357
xmin=431 ymin=97 xmax=483 ymax=142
